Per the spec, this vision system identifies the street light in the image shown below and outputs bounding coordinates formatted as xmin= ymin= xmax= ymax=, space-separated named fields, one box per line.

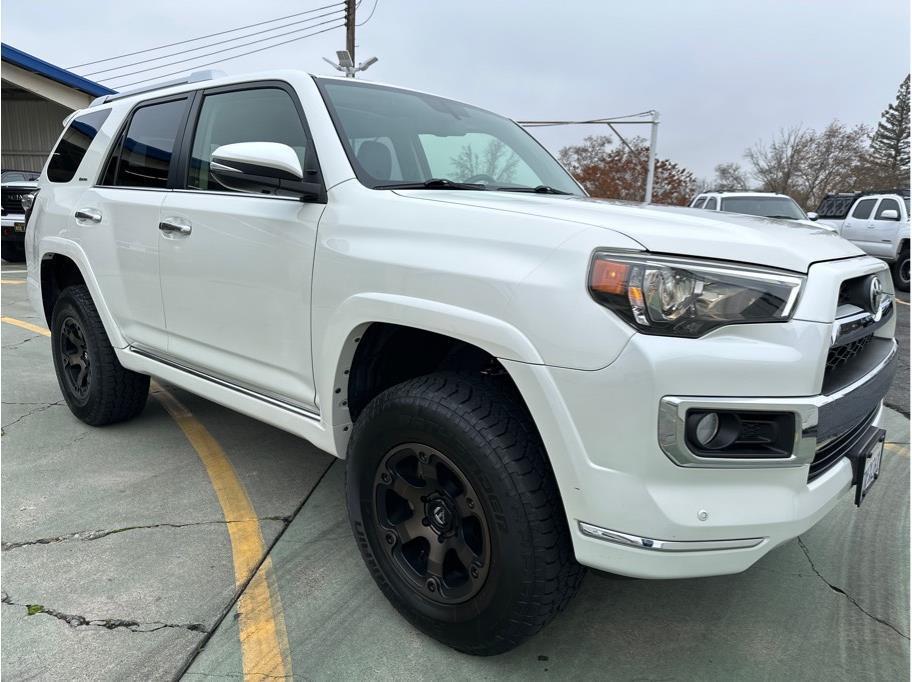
xmin=323 ymin=50 xmax=378 ymax=78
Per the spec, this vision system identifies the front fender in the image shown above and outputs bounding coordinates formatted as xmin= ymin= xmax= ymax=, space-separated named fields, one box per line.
xmin=317 ymin=292 xmax=547 ymax=455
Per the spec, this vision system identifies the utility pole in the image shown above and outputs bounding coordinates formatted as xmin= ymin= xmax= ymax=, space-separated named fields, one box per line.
xmin=345 ymin=0 xmax=356 ymax=74
xmin=644 ymin=110 xmax=659 ymax=204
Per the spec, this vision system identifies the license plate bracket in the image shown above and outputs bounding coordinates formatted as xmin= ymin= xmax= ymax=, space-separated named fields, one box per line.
xmin=850 ymin=427 xmax=886 ymax=507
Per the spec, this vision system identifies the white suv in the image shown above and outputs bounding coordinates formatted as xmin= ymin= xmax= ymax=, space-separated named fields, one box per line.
xmin=690 ymin=190 xmax=828 ymax=230
xmin=25 ymin=71 xmax=897 ymax=655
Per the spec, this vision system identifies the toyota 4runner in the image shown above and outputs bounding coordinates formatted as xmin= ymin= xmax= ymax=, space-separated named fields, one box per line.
xmin=24 ymin=70 xmax=898 ymax=655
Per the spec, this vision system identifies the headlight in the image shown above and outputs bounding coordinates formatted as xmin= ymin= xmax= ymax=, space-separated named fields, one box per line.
xmin=588 ymin=251 xmax=803 ymax=337
xmin=20 ymin=191 xmax=37 ymax=213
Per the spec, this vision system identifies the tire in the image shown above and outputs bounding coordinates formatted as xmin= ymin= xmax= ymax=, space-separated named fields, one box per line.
xmin=50 ymin=285 xmax=149 ymax=426
xmin=1 ymin=242 xmax=25 ymax=262
xmin=891 ymin=248 xmax=909 ymax=292
xmin=346 ymin=372 xmax=584 ymax=655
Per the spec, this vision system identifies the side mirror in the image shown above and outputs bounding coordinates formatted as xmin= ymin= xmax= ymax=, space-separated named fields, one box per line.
xmin=210 ymin=142 xmax=324 ymax=201
xmin=879 ymin=209 xmax=900 ymax=221
xmin=806 ymin=211 xmax=818 ymax=221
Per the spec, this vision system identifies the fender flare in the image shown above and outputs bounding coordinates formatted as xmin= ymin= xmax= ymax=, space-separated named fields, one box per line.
xmin=318 ymin=292 xmax=546 ymax=454
xmin=38 ymin=236 xmax=127 ymax=349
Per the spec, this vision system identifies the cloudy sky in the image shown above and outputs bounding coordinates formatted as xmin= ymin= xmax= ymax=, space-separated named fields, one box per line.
xmin=3 ymin=0 xmax=909 ymax=179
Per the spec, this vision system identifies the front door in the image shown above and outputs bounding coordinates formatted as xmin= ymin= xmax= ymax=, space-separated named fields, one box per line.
xmin=841 ymin=197 xmax=878 ymax=249
xmin=868 ymin=197 xmax=903 ymax=259
xmin=158 ymin=84 xmax=323 ymax=410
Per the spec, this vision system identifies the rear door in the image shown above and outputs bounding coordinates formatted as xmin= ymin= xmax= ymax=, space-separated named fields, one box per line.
xmin=158 ymin=83 xmax=324 ymax=411
xmin=76 ymin=96 xmax=191 ymax=350
xmin=841 ymin=197 xmax=878 ymax=249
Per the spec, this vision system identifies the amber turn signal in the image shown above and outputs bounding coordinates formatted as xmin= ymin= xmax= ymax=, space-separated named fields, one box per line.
xmin=590 ymin=259 xmax=629 ymax=295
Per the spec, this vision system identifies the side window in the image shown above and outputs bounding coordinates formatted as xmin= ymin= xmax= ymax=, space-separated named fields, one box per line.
xmin=692 ymin=197 xmax=706 ymax=209
xmin=188 ymin=88 xmax=311 ymax=192
xmin=704 ymin=197 xmax=718 ymax=210
xmin=102 ymin=98 xmax=187 ymax=189
xmin=851 ymin=198 xmax=877 ymax=220
xmin=875 ymin=198 xmax=901 ymax=220
xmin=47 ymin=109 xmax=110 ymax=183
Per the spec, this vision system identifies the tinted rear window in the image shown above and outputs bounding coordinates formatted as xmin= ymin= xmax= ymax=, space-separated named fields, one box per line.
xmin=47 ymin=109 xmax=110 ymax=183
xmin=102 ymin=98 xmax=188 ymax=189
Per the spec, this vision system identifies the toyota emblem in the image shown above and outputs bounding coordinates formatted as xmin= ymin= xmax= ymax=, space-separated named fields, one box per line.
xmin=866 ymin=276 xmax=883 ymax=314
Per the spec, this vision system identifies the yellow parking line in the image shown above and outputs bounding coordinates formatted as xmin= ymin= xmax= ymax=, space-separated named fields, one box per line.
xmin=154 ymin=385 xmax=290 ymax=679
xmin=896 ymin=298 xmax=910 ymax=307
xmin=0 ymin=316 xmax=50 ymax=336
xmin=0 ymin=279 xmax=25 ymax=284
xmin=885 ymin=442 xmax=910 ymax=457
xmin=0 ymin=315 xmax=290 ymax=678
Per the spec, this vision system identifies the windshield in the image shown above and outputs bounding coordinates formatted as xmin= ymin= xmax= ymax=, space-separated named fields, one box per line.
xmin=1 ymin=170 xmax=39 ymax=183
xmin=316 ymin=78 xmax=584 ymax=195
xmin=720 ymin=196 xmax=806 ymax=221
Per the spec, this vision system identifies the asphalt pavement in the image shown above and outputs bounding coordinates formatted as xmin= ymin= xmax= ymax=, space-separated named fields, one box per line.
xmin=1 ymin=260 xmax=909 ymax=680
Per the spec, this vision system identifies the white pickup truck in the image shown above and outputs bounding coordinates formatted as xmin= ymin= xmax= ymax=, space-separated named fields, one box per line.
xmin=815 ymin=190 xmax=910 ymax=291
xmin=25 ymin=70 xmax=897 ymax=655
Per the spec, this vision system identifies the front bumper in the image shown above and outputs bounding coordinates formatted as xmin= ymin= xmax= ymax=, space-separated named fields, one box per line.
xmin=501 ymin=261 xmax=897 ymax=579
xmin=1 ymin=215 xmax=27 ymax=244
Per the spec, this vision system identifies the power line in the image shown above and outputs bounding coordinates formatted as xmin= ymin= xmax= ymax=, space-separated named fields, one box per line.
xmin=101 ymin=15 xmax=344 ymax=84
xmin=111 ymin=21 xmax=345 ymax=89
xmin=356 ymin=0 xmax=380 ymax=26
xmin=84 ymin=7 xmax=344 ymax=78
xmin=68 ymin=1 xmax=344 ymax=69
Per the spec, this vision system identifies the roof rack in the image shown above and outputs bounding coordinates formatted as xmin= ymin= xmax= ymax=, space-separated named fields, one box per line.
xmin=821 ymin=188 xmax=910 ymax=199
xmin=89 ymin=69 xmax=226 ymax=106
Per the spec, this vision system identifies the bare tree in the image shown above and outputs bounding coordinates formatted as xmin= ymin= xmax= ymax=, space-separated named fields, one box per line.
xmin=451 ymin=139 xmax=520 ymax=183
xmin=744 ymin=122 xmax=870 ymax=208
xmin=711 ymin=162 xmax=750 ymax=191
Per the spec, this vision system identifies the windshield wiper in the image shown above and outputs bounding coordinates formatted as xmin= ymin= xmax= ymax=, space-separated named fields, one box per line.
xmin=496 ymin=185 xmax=572 ymax=195
xmin=766 ymin=215 xmax=802 ymax=220
xmin=374 ymin=178 xmax=487 ymax=190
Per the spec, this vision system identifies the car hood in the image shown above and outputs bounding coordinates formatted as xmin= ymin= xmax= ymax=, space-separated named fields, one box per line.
xmin=396 ymin=191 xmax=862 ymax=273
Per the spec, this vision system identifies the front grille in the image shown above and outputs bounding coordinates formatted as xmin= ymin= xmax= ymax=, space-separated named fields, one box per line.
xmin=826 ymin=335 xmax=872 ymax=372
xmin=1 ymin=190 xmax=25 ymax=215
xmin=809 ymin=407 xmax=878 ymax=481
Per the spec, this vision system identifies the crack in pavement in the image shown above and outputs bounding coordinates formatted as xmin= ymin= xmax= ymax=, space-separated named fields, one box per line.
xmin=1 ymin=400 xmax=65 ymax=432
xmin=1 ymin=517 xmax=292 ymax=551
xmin=1 ymin=592 xmax=207 ymax=634
xmin=2 ymin=335 xmax=41 ymax=351
xmin=797 ymin=537 xmax=909 ymax=640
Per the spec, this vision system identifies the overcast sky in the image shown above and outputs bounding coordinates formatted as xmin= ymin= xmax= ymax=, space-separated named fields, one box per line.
xmin=3 ymin=0 xmax=909 ymax=179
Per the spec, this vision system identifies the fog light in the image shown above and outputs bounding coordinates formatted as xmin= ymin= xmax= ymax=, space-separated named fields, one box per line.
xmin=694 ymin=412 xmax=719 ymax=446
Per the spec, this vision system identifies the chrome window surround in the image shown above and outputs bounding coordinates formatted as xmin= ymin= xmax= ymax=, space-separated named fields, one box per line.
xmin=578 ymin=522 xmax=765 ymax=552
xmin=657 ymin=340 xmax=897 ymax=468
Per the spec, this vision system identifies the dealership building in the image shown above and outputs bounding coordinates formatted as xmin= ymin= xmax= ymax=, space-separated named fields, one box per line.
xmin=1 ymin=43 xmax=114 ymax=173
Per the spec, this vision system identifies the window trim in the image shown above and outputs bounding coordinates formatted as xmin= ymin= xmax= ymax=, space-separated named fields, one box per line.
xmin=174 ymin=79 xmax=326 ymax=203
xmin=95 ymin=93 xmax=192 ymax=190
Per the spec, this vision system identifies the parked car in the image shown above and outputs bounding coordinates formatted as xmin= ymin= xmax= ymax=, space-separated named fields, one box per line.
xmin=690 ymin=190 xmax=830 ymax=230
xmin=1 ymin=169 xmax=40 ymax=183
xmin=1 ymin=178 xmax=38 ymax=262
xmin=815 ymin=190 xmax=910 ymax=291
xmin=25 ymin=71 xmax=897 ymax=655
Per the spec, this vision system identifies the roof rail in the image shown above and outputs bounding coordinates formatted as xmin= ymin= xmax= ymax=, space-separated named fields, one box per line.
xmin=89 ymin=69 xmax=226 ymax=106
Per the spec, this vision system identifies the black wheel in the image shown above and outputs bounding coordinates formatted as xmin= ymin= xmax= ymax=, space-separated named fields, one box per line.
xmin=346 ymin=372 xmax=584 ymax=655
xmin=1 ymin=242 xmax=25 ymax=262
xmin=891 ymin=248 xmax=909 ymax=292
xmin=51 ymin=285 xmax=149 ymax=425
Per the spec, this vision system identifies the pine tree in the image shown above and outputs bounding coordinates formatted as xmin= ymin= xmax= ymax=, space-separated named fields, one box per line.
xmin=870 ymin=75 xmax=910 ymax=188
